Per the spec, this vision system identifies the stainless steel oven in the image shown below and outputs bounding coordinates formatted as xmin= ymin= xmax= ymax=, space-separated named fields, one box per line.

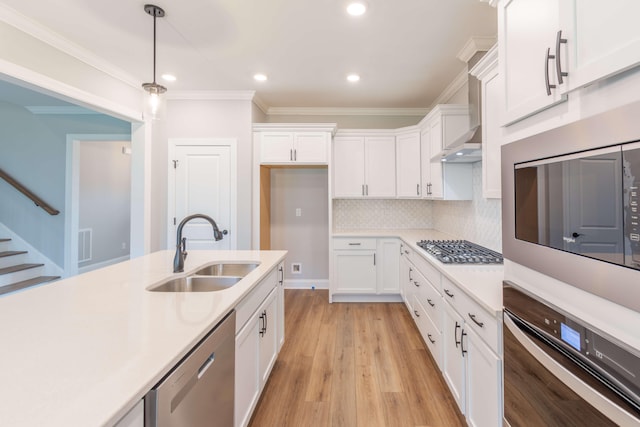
xmin=503 ymin=282 xmax=640 ymax=427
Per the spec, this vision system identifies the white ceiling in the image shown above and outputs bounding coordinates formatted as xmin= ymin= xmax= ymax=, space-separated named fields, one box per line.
xmin=0 ymin=0 xmax=497 ymax=110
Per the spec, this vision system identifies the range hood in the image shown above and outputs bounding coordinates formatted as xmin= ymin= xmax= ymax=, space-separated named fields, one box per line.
xmin=441 ymin=43 xmax=491 ymax=163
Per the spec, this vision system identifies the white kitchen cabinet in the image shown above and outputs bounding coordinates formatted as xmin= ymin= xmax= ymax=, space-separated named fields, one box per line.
xmin=559 ymin=1 xmax=640 ymax=94
xmin=498 ymin=0 xmax=566 ymax=125
xmin=333 ymin=134 xmax=396 ymax=198
xmin=333 ymin=249 xmax=377 ymax=294
xmin=465 ymin=326 xmax=501 ymax=427
xmin=259 ymin=131 xmax=329 ymax=164
xmin=276 ymin=262 xmax=285 ymax=351
xmin=470 ymin=45 xmax=502 ymax=199
xmin=399 ymin=243 xmax=413 ymax=311
xmin=443 ymin=301 xmax=466 ymax=412
xmin=376 ymin=238 xmax=400 ymax=294
xmin=426 ymin=105 xmax=471 ymax=157
xmin=235 ymin=267 xmax=281 ymax=427
xmin=396 ymin=131 xmax=422 ymax=198
xmin=113 ymin=400 xmax=143 ymax=427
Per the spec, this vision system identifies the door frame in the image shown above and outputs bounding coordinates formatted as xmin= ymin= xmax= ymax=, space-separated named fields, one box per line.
xmin=64 ymin=133 xmax=132 ymax=277
xmin=167 ymin=138 xmax=238 ymax=250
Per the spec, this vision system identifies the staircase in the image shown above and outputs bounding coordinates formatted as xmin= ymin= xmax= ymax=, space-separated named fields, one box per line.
xmin=0 ymin=238 xmax=60 ymax=296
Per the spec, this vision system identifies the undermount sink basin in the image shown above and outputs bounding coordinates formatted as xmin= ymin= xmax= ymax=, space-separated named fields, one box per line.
xmin=193 ymin=263 xmax=259 ymax=277
xmin=149 ymin=276 xmax=242 ymax=292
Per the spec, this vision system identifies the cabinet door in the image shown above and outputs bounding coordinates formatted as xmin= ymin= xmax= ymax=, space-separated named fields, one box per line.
xmin=396 ymin=132 xmax=422 ymax=198
xmin=294 ymin=132 xmax=329 ymax=163
xmin=429 ymin=159 xmax=444 ymax=199
xmin=259 ymin=289 xmax=278 ymax=385
xmin=465 ymin=327 xmax=501 ymax=427
xmin=365 ymin=136 xmax=396 ymax=197
xmin=429 ymin=119 xmax=443 ymax=160
xmin=235 ymin=311 xmax=261 ymax=427
xmin=260 ymin=132 xmax=294 ymax=163
xmin=561 ymin=1 xmax=640 ymax=93
xmin=333 ymin=136 xmax=365 ymax=197
xmin=420 ymin=128 xmax=433 ymax=198
xmin=443 ymin=302 xmax=466 ymax=414
xmin=276 ymin=262 xmax=285 ymax=351
xmin=333 ymin=250 xmax=377 ymax=293
xmin=499 ymin=0 xmax=566 ymax=125
xmin=376 ymin=239 xmax=400 ymax=294
xmin=482 ymin=64 xmax=502 ymax=199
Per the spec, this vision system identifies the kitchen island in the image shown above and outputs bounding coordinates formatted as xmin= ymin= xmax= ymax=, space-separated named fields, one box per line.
xmin=0 ymin=249 xmax=286 ymax=427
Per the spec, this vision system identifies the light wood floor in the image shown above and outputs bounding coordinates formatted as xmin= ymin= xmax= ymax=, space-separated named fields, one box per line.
xmin=248 ymin=289 xmax=466 ymax=427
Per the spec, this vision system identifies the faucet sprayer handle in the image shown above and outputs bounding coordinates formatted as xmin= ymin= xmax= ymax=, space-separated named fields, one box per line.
xmin=181 ymin=237 xmax=188 ymax=259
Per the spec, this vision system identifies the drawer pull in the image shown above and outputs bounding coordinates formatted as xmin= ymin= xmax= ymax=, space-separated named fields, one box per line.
xmin=427 ymin=334 xmax=436 ymax=344
xmin=444 ymin=289 xmax=454 ymax=298
xmin=348 ymin=243 xmax=361 ymax=246
xmin=414 ymin=280 xmax=420 ymax=287
xmin=414 ymin=309 xmax=420 ymax=317
xmin=409 ymin=268 xmax=413 ymax=281
xmin=461 ymin=330 xmax=467 ymax=357
xmin=468 ymin=313 xmax=484 ymax=328
xmin=427 ymin=299 xmax=435 ymax=307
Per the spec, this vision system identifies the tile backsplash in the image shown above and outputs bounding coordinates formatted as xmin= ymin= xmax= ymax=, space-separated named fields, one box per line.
xmin=333 ymin=163 xmax=503 ymax=252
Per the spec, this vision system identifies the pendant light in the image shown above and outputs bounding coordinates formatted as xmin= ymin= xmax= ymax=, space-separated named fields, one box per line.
xmin=142 ymin=4 xmax=166 ymax=117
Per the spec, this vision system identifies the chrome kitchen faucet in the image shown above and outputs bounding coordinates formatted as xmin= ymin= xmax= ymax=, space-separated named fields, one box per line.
xmin=173 ymin=214 xmax=224 ymax=273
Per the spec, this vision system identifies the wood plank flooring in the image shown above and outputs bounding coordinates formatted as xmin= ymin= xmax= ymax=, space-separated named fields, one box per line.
xmin=248 ymin=289 xmax=466 ymax=427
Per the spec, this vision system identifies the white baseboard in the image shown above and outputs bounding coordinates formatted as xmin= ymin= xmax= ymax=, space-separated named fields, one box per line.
xmin=330 ymin=293 xmax=403 ymax=303
xmin=0 ymin=222 xmax=63 ymax=277
xmin=78 ymin=255 xmax=130 ymax=274
xmin=284 ymin=279 xmax=329 ymax=290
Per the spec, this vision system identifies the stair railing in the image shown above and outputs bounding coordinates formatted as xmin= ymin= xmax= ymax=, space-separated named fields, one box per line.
xmin=0 ymin=168 xmax=60 ymax=216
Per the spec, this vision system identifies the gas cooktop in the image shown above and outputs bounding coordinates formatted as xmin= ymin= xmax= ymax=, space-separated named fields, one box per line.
xmin=416 ymin=240 xmax=503 ymax=264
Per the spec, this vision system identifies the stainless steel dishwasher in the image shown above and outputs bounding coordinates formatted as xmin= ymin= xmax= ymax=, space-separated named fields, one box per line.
xmin=145 ymin=310 xmax=235 ymax=427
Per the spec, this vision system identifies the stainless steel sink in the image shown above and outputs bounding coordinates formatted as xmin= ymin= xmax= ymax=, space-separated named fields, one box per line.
xmin=149 ymin=276 xmax=242 ymax=292
xmin=193 ymin=263 xmax=259 ymax=277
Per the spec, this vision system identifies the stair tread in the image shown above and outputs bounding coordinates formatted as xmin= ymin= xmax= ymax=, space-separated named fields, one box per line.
xmin=0 ymin=250 xmax=28 ymax=258
xmin=0 ymin=263 xmax=44 ymax=275
xmin=0 ymin=276 xmax=60 ymax=296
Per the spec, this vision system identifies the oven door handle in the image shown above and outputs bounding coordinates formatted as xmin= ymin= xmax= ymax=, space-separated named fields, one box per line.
xmin=504 ymin=312 xmax=637 ymax=426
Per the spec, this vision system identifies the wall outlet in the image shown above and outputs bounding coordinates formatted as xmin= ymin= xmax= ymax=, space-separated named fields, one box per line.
xmin=291 ymin=263 xmax=302 ymax=274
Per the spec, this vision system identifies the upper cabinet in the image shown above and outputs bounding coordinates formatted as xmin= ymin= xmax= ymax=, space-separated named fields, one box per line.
xmin=499 ymin=0 xmax=640 ymax=126
xmin=333 ymin=133 xmax=396 ymax=198
xmin=425 ymin=105 xmax=471 ymax=158
xmin=396 ymin=131 xmax=422 ymax=198
xmin=255 ymin=125 xmax=336 ymax=165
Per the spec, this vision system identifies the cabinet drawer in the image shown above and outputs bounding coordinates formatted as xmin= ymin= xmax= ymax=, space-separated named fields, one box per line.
xmin=442 ymin=276 xmax=499 ymax=353
xmin=333 ymin=237 xmax=377 ymax=250
xmin=415 ymin=275 xmax=443 ymax=333
xmin=236 ymin=268 xmax=277 ymax=333
xmin=412 ymin=251 xmax=441 ymax=292
xmin=412 ymin=295 xmax=443 ymax=370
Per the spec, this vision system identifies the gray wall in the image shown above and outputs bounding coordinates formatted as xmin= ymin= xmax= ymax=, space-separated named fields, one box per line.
xmin=78 ymin=141 xmax=131 ymax=268
xmin=0 ymin=101 xmax=131 ymax=266
xmin=270 ymin=168 xmax=329 ymax=281
xmin=262 ymin=114 xmax=423 ymax=129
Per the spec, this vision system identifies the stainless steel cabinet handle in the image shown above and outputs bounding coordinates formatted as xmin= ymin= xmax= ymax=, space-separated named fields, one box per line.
xmin=414 ymin=280 xmax=420 ymax=287
xmin=444 ymin=289 xmax=454 ymax=298
xmin=468 ymin=313 xmax=484 ymax=328
xmin=454 ymin=321 xmax=461 ymax=348
xmin=294 ymin=149 xmax=297 ymax=161
xmin=259 ymin=313 xmax=265 ymax=337
xmin=348 ymin=242 xmax=361 ymax=246
xmin=264 ymin=309 xmax=268 ymax=333
xmin=427 ymin=299 xmax=435 ymax=307
xmin=400 ymin=244 xmax=404 ymax=256
xmin=461 ymin=330 xmax=467 ymax=356
xmin=290 ymin=149 xmax=293 ymax=161
xmin=427 ymin=334 xmax=436 ymax=344
xmin=362 ymin=184 xmax=365 ymax=196
xmin=279 ymin=266 xmax=284 ymax=285
xmin=417 ymin=184 xmax=420 ymax=196
xmin=409 ymin=268 xmax=413 ymax=281
xmin=373 ymin=253 xmax=376 ymax=266
xmin=414 ymin=309 xmax=420 ymax=317
xmin=366 ymin=184 xmax=369 ymax=196
xmin=545 ymin=47 xmax=557 ymax=96
xmin=555 ymin=30 xmax=568 ymax=84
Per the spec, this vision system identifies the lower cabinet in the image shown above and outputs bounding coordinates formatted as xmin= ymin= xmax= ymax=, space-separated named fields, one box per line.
xmin=113 ymin=400 xmax=143 ymax=427
xmin=276 ymin=262 xmax=285 ymax=351
xmin=235 ymin=267 xmax=282 ymax=427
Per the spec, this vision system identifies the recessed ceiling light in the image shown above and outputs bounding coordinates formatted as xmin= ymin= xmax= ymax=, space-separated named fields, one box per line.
xmin=161 ymin=74 xmax=176 ymax=82
xmin=254 ymin=74 xmax=268 ymax=82
xmin=456 ymin=152 xmax=463 ymax=156
xmin=347 ymin=2 xmax=367 ymax=16
xmin=347 ymin=74 xmax=360 ymax=82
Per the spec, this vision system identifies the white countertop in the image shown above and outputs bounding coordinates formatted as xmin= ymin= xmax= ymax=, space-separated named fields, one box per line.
xmin=333 ymin=229 xmax=504 ymax=315
xmin=0 ymin=249 xmax=286 ymax=427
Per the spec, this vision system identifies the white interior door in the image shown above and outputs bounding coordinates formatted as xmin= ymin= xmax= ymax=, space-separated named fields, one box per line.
xmin=173 ymin=145 xmax=231 ymax=250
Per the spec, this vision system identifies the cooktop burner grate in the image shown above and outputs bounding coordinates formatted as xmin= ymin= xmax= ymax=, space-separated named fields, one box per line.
xmin=416 ymin=240 xmax=503 ymax=264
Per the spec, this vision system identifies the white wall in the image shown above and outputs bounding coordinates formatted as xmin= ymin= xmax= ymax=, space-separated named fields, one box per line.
xmin=161 ymin=98 xmax=253 ymax=250
xmin=270 ymin=168 xmax=329 ymax=281
xmin=0 ymin=101 xmax=131 ymax=266
xmin=78 ymin=141 xmax=131 ymax=268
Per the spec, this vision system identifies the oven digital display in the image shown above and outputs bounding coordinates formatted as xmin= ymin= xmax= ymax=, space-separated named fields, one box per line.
xmin=561 ymin=323 xmax=581 ymax=351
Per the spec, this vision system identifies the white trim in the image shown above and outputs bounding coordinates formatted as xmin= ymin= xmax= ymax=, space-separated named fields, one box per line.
xmin=252 ymin=96 xmax=269 ymax=114
xmin=253 ymin=123 xmax=338 ymax=135
xmin=78 ymin=255 xmax=130 ymax=274
xmin=479 ymin=0 xmax=499 ymax=7
xmin=331 ymin=293 xmax=403 ymax=303
xmin=25 ymin=106 xmax=100 ymax=115
xmin=0 ymin=4 xmax=139 ymax=89
xmin=64 ymin=134 xmax=131 ymax=277
xmin=167 ymin=138 xmax=238 ymax=251
xmin=429 ymin=68 xmax=469 ymax=107
xmin=266 ymin=106 xmax=429 ymax=117
xmin=0 ymin=222 xmax=63 ymax=277
xmin=469 ymin=44 xmax=499 ymax=81
xmin=166 ymin=90 xmax=256 ymax=101
xmin=283 ymin=279 xmax=329 ymax=290
xmin=0 ymin=59 xmax=143 ymax=122
xmin=456 ymin=36 xmax=497 ymax=63
xmin=334 ymin=128 xmax=398 ymax=137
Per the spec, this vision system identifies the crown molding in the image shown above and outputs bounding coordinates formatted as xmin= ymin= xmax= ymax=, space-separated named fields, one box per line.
xmin=469 ymin=44 xmax=498 ymax=80
xmin=253 ymin=123 xmax=338 ymax=135
xmin=252 ymin=95 xmax=269 ymax=114
xmin=456 ymin=36 xmax=497 ymax=63
xmin=479 ymin=0 xmax=499 ymax=7
xmin=166 ymin=90 xmax=256 ymax=101
xmin=0 ymin=4 xmax=140 ymax=89
xmin=25 ymin=106 xmax=100 ymax=115
xmin=266 ymin=106 xmax=429 ymax=117
xmin=429 ymin=68 xmax=469 ymax=107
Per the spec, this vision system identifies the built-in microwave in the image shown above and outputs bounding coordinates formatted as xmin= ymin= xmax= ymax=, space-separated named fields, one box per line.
xmin=502 ymin=101 xmax=640 ymax=313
